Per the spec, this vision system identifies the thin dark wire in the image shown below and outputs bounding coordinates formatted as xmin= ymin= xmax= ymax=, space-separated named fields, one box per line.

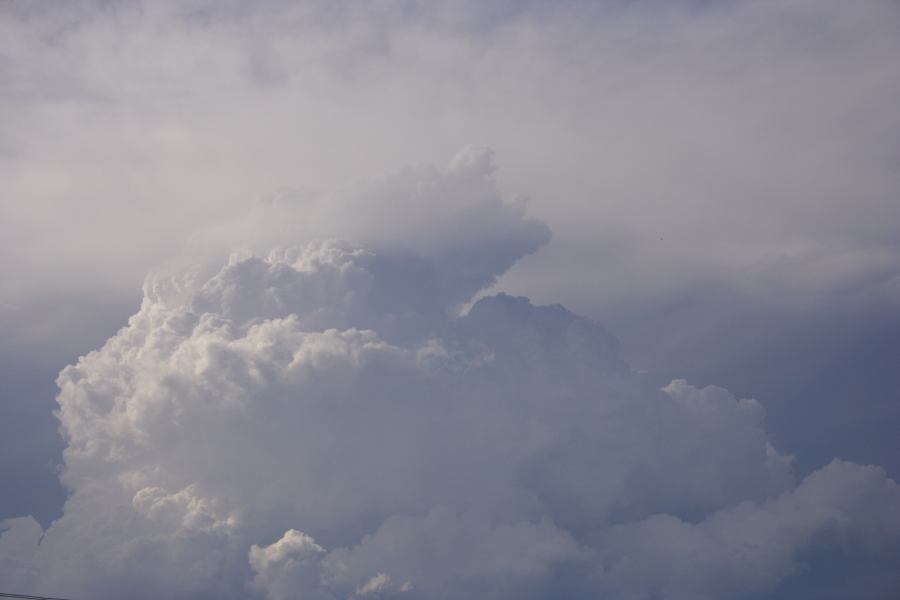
xmin=0 ymin=593 xmax=76 ymax=600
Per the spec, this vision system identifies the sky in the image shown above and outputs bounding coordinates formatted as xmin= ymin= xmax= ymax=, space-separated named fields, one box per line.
xmin=1 ymin=1 xmax=899 ymax=598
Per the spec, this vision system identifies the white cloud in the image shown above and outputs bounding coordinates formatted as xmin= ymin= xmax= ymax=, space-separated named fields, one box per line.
xmin=249 ymin=529 xmax=328 ymax=600
xmin=354 ymin=573 xmax=392 ymax=597
xmin=1 ymin=151 xmax=898 ymax=599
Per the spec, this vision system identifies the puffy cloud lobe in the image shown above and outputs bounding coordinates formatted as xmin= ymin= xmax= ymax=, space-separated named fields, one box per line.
xmin=596 ymin=460 xmax=900 ymax=599
xmin=249 ymin=530 xmax=328 ymax=600
xmin=219 ymin=146 xmax=552 ymax=310
xmin=1 ymin=156 xmax=899 ymax=600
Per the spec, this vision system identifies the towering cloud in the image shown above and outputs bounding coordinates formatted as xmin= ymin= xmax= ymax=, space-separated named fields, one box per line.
xmin=1 ymin=151 xmax=898 ymax=599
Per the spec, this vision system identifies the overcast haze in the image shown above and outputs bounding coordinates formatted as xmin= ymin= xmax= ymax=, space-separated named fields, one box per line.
xmin=1 ymin=1 xmax=899 ymax=599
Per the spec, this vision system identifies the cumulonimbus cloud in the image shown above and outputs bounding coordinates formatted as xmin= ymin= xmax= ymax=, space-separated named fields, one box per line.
xmin=1 ymin=151 xmax=898 ymax=600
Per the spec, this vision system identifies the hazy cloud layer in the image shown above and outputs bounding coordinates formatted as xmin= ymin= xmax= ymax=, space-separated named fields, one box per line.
xmin=2 ymin=152 xmax=899 ymax=599
xmin=3 ymin=0 xmax=898 ymax=315
xmin=2 ymin=1 xmax=900 ymax=597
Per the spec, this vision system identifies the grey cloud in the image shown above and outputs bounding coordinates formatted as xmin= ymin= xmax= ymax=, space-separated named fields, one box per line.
xmin=3 ymin=0 xmax=898 ymax=350
xmin=1 ymin=155 xmax=898 ymax=599
xmin=1 ymin=1 xmax=899 ymax=597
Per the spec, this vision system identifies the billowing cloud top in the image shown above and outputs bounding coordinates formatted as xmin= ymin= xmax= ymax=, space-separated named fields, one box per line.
xmin=207 ymin=146 xmax=550 ymax=312
xmin=1 ymin=151 xmax=899 ymax=600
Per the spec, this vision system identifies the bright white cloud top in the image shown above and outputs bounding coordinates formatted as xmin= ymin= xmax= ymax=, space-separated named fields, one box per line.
xmin=2 ymin=151 xmax=898 ymax=600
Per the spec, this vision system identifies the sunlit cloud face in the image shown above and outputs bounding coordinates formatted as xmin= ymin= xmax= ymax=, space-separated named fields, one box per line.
xmin=1 ymin=1 xmax=900 ymax=598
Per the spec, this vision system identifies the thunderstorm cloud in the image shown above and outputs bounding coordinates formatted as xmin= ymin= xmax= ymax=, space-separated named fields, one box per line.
xmin=2 ymin=2 xmax=900 ymax=599
xmin=2 ymin=151 xmax=898 ymax=599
